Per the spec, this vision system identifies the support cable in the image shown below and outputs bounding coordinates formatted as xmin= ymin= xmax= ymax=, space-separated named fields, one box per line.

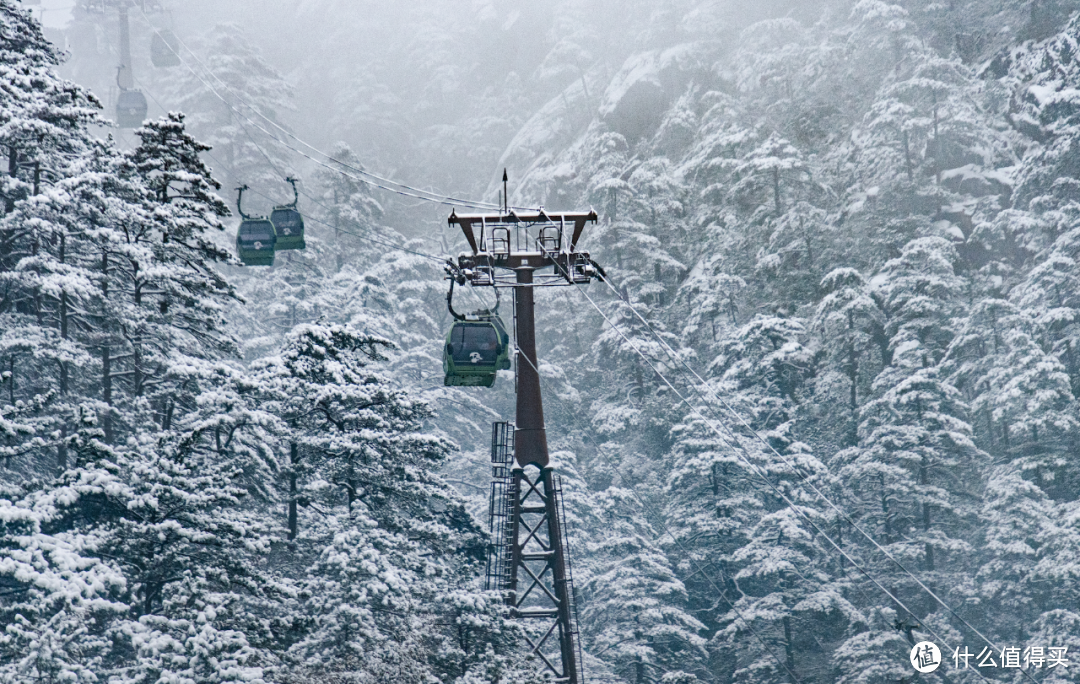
xmin=588 ymin=272 xmax=1025 ymax=680
xmin=521 ymin=302 xmax=961 ymax=683
xmin=539 ymin=248 xmax=997 ymax=684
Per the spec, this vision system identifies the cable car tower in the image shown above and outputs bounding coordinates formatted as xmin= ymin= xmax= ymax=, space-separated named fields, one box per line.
xmin=114 ymin=2 xmax=147 ymax=128
xmin=446 ymin=179 xmax=599 ymax=683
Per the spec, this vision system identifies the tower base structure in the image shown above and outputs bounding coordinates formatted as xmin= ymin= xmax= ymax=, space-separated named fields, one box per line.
xmin=487 ymin=422 xmax=582 ymax=682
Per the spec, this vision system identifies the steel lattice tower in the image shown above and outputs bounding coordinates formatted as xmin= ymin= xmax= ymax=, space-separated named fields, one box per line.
xmin=450 ymin=208 xmax=599 ymax=682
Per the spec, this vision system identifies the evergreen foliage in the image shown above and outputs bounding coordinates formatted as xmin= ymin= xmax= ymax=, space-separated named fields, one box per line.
xmin=6 ymin=1 xmax=1080 ymax=682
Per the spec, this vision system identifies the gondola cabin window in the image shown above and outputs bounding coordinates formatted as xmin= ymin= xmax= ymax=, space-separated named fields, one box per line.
xmin=450 ymin=324 xmax=499 ymax=365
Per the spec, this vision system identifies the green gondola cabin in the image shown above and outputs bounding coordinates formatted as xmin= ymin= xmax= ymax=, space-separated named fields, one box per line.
xmin=443 ymin=315 xmax=511 ymax=387
xmin=270 ymin=206 xmax=304 ymax=250
xmin=270 ymin=176 xmax=306 ymax=250
xmin=234 ymin=185 xmax=277 ymax=266
xmin=236 ymin=218 xmax=277 ymax=266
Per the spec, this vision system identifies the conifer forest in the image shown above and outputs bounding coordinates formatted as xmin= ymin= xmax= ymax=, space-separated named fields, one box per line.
xmin=4 ymin=0 xmax=1080 ymax=682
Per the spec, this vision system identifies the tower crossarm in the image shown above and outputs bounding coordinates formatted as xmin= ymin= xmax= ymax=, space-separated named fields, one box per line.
xmin=447 ymin=210 xmax=600 ymax=288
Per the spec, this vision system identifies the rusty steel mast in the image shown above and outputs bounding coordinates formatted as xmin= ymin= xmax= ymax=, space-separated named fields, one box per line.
xmin=448 ymin=202 xmax=600 ymax=683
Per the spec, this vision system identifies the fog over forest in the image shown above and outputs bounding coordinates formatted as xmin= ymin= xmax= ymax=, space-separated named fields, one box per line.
xmin=3 ymin=0 xmax=1080 ymax=682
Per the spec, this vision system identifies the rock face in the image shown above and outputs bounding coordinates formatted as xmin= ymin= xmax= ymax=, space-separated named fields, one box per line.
xmin=599 ymin=45 xmax=707 ymax=143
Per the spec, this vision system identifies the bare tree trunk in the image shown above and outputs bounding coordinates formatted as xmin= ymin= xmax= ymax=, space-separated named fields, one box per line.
xmin=932 ymin=92 xmax=942 ymax=216
xmin=783 ymin=615 xmax=798 ymax=682
xmin=162 ymin=397 xmax=174 ymax=431
xmin=346 ymin=478 xmax=357 ymax=512
xmin=920 ymin=456 xmax=934 ymax=571
xmin=773 ymin=166 xmax=782 ymax=215
xmin=59 ymin=234 xmax=68 ymax=393
xmin=57 ymin=427 xmax=67 ymax=474
xmin=5 ymin=145 xmax=16 ymax=214
xmin=101 ymin=251 xmax=113 ymax=443
xmin=847 ymin=311 xmax=859 ymax=446
xmin=654 ymin=262 xmax=664 ymax=307
xmin=881 ymin=473 xmax=892 ymax=543
xmin=902 ymin=129 xmax=914 ymax=181
xmin=288 ymin=441 xmax=299 ymax=540
xmin=102 ymin=346 xmax=112 ymax=443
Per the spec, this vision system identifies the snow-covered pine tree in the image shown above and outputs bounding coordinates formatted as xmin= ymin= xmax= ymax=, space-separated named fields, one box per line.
xmin=810 ymin=268 xmax=887 ymax=448
xmin=583 ymin=131 xmax=632 ymax=224
xmin=0 ymin=0 xmax=101 ymax=216
xmin=1012 ymin=225 xmax=1080 ymax=397
xmin=874 ymin=236 xmax=964 ymax=379
xmin=944 ymin=299 xmax=1077 ymax=476
xmin=699 ymin=315 xmax=849 ymax=684
xmin=122 ymin=112 xmax=239 ymax=430
xmin=96 ymin=398 xmax=277 ymax=684
xmin=832 ymin=238 xmax=983 ymax=632
xmin=245 ymin=322 xmax=516 ymax=680
xmin=620 ymin=158 xmax=688 ymax=308
xmin=313 ymin=142 xmax=384 ymax=273
xmin=343 ymin=244 xmax=449 ymax=394
xmin=587 ymin=289 xmax=682 ymax=452
xmin=727 ymin=134 xmax=808 ymax=225
xmin=675 ymin=254 xmax=745 ymax=354
xmin=707 ymin=315 xmax=812 ymax=458
xmin=0 ymin=0 xmax=105 ymax=480
xmin=0 ymin=405 xmax=128 ymax=683
xmin=578 ymin=487 xmax=708 ymax=684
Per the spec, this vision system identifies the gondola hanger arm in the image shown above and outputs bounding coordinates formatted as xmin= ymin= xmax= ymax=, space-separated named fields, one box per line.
xmin=446 ymin=278 xmax=466 ymax=321
xmin=284 ymin=176 xmax=299 ymax=208
xmin=235 ymin=185 xmax=251 ymax=220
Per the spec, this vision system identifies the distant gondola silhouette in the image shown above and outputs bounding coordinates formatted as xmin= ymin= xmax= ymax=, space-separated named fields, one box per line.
xmin=115 ymin=66 xmax=147 ymax=129
xmin=116 ymin=89 xmax=148 ymax=128
xmin=150 ymin=29 xmax=181 ymax=68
